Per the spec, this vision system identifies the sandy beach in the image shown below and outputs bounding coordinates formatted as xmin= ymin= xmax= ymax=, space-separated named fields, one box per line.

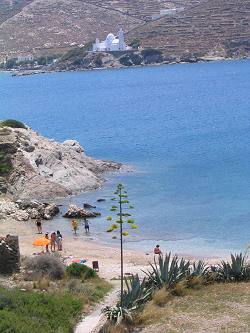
xmin=0 ymin=217 xmax=152 ymax=280
xmin=0 ymin=216 xmax=221 ymax=280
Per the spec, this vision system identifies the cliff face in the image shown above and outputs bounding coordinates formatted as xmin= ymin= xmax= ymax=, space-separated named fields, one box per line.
xmin=0 ymin=126 xmax=121 ymax=201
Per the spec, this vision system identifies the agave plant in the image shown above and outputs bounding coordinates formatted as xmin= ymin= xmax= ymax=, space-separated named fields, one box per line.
xmin=219 ymin=253 xmax=250 ymax=282
xmin=144 ymin=252 xmax=190 ymax=289
xmin=120 ymin=274 xmax=153 ymax=310
xmin=103 ymin=306 xmax=132 ymax=325
xmin=104 ymin=274 xmax=153 ymax=325
xmin=190 ymin=260 xmax=208 ymax=276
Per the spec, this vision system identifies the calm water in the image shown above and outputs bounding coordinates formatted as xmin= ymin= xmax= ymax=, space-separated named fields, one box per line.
xmin=1 ymin=60 xmax=250 ymax=257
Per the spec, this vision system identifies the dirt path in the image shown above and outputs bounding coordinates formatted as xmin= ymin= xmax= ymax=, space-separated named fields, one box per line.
xmin=75 ymin=283 xmax=120 ymax=333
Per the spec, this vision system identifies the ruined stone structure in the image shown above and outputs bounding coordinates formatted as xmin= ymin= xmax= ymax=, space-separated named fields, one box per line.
xmin=0 ymin=235 xmax=20 ymax=274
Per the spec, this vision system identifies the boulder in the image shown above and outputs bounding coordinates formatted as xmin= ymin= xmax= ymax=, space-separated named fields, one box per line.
xmin=0 ymin=235 xmax=20 ymax=274
xmin=15 ymin=200 xmax=60 ymax=220
xmin=63 ymin=204 xmax=100 ymax=218
xmin=13 ymin=210 xmax=29 ymax=221
xmin=63 ymin=140 xmax=83 ymax=153
xmin=0 ymin=200 xmax=17 ymax=216
xmin=83 ymin=203 xmax=96 ymax=209
xmin=15 ymin=199 xmax=41 ymax=210
xmin=43 ymin=203 xmax=60 ymax=220
xmin=26 ymin=208 xmax=40 ymax=219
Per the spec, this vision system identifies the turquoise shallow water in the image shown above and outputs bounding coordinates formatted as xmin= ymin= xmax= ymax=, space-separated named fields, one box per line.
xmin=1 ymin=60 xmax=250 ymax=257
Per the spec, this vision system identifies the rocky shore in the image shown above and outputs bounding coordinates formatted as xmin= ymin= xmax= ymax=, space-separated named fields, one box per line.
xmin=0 ymin=123 xmax=121 ymax=220
xmin=8 ymin=52 xmax=250 ymax=78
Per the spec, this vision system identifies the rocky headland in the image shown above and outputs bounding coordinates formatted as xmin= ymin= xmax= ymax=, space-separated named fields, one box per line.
xmin=0 ymin=122 xmax=121 ymax=220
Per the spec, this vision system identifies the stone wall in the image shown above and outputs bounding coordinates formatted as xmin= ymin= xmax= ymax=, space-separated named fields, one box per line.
xmin=0 ymin=235 xmax=20 ymax=274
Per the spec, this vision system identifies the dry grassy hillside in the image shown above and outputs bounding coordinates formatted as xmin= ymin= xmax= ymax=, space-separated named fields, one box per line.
xmin=127 ymin=0 xmax=250 ymax=59
xmin=84 ymin=0 xmax=205 ymax=22
xmin=0 ymin=0 xmax=249 ymax=62
xmin=0 ymin=0 xmax=32 ymax=24
xmin=0 ymin=0 xmax=206 ymax=59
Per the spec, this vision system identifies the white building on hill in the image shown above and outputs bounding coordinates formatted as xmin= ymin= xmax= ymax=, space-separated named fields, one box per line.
xmin=17 ymin=55 xmax=34 ymax=63
xmin=92 ymin=28 xmax=131 ymax=52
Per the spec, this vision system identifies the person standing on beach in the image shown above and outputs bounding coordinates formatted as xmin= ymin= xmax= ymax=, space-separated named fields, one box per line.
xmin=50 ymin=232 xmax=56 ymax=252
xmin=56 ymin=230 xmax=63 ymax=251
xmin=45 ymin=232 xmax=49 ymax=252
xmin=36 ymin=216 xmax=42 ymax=234
xmin=71 ymin=220 xmax=78 ymax=235
xmin=83 ymin=218 xmax=90 ymax=234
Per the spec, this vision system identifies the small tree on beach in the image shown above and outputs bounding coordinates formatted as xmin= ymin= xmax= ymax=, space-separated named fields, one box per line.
xmin=106 ymin=183 xmax=137 ymax=305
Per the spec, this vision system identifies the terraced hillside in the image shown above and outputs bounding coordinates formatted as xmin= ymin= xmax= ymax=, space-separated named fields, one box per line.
xmin=0 ymin=0 xmax=205 ymax=60
xmin=84 ymin=0 xmax=205 ymax=22
xmin=0 ymin=0 xmax=32 ymax=25
xmin=0 ymin=0 xmax=249 ymax=62
xmin=127 ymin=0 xmax=250 ymax=59
xmin=0 ymin=0 xmax=141 ymax=60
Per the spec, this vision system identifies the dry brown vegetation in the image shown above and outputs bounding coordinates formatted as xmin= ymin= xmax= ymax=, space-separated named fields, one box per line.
xmin=127 ymin=0 xmax=250 ymax=60
xmin=0 ymin=0 xmax=249 ymax=62
xmin=136 ymin=283 xmax=250 ymax=333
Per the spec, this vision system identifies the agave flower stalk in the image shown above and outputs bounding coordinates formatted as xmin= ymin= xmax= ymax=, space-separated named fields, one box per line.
xmin=106 ymin=183 xmax=137 ymax=306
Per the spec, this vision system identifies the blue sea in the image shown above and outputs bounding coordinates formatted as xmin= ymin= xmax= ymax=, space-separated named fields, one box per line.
xmin=1 ymin=60 xmax=250 ymax=258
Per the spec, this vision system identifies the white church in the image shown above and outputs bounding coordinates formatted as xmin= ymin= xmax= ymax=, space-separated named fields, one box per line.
xmin=92 ymin=28 xmax=131 ymax=52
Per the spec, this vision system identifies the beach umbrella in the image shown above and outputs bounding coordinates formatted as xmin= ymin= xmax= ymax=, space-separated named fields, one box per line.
xmin=32 ymin=237 xmax=50 ymax=247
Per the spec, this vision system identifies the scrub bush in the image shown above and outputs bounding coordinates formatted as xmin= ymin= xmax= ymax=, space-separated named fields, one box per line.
xmin=26 ymin=254 xmax=65 ymax=280
xmin=152 ymin=288 xmax=169 ymax=307
xmin=0 ymin=119 xmax=26 ymax=129
xmin=66 ymin=263 xmax=97 ymax=279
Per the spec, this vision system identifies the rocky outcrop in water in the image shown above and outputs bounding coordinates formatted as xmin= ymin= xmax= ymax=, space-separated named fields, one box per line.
xmin=63 ymin=204 xmax=100 ymax=218
xmin=0 ymin=125 xmax=121 ymax=201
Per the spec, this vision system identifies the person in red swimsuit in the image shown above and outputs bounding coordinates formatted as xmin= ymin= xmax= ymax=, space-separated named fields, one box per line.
xmin=154 ymin=244 xmax=162 ymax=256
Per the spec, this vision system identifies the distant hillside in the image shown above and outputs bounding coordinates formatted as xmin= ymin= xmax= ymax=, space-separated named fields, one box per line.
xmin=0 ymin=0 xmax=205 ymax=60
xmin=0 ymin=0 xmax=249 ymax=62
xmin=127 ymin=0 xmax=250 ymax=60
xmin=0 ymin=0 xmax=32 ymax=24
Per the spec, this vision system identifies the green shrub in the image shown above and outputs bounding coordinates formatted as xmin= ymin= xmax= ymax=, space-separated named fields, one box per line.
xmin=0 ymin=286 xmax=82 ymax=333
xmin=61 ymin=47 xmax=85 ymax=61
xmin=81 ymin=279 xmax=111 ymax=302
xmin=0 ymin=151 xmax=12 ymax=176
xmin=1 ymin=119 xmax=26 ymax=129
xmin=129 ymin=38 xmax=141 ymax=49
xmin=66 ymin=263 xmax=97 ymax=279
xmin=141 ymin=48 xmax=162 ymax=57
xmin=5 ymin=58 xmax=17 ymax=69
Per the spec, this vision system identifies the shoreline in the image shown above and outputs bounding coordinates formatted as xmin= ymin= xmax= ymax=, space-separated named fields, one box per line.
xmin=0 ymin=216 xmax=225 ymax=281
xmin=3 ymin=56 xmax=250 ymax=78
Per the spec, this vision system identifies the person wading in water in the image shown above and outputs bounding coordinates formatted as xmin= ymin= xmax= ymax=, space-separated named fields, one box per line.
xmin=36 ymin=216 xmax=42 ymax=234
xmin=84 ymin=218 xmax=90 ymax=234
xmin=71 ymin=220 xmax=78 ymax=235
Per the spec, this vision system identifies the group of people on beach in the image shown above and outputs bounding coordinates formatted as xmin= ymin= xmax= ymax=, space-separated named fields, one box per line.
xmin=71 ymin=218 xmax=90 ymax=235
xmin=35 ymin=215 xmax=90 ymax=252
xmin=45 ymin=230 xmax=63 ymax=252
xmin=35 ymin=217 xmax=63 ymax=252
